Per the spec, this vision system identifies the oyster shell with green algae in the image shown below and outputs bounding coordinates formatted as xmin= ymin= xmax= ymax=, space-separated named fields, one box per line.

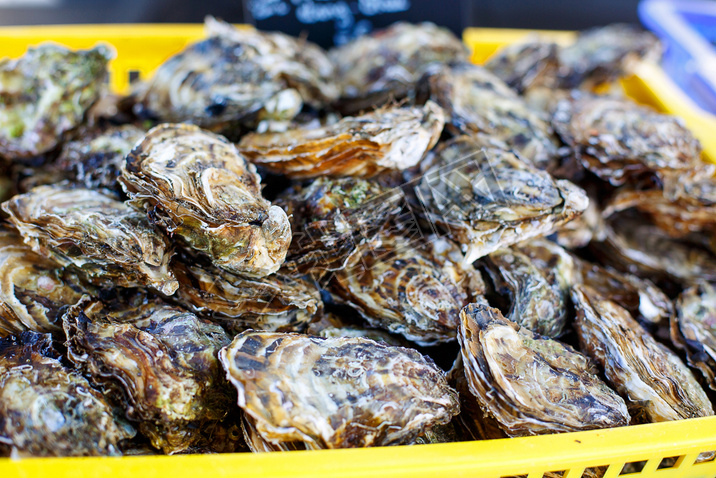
xmin=481 ymin=238 xmax=577 ymax=338
xmin=416 ymin=136 xmax=588 ymax=264
xmin=0 ymin=44 xmax=111 ymax=159
xmin=671 ymin=282 xmax=716 ymax=391
xmin=329 ymin=21 xmax=469 ymax=114
xmin=329 ymin=232 xmax=486 ymax=346
xmin=219 ymin=331 xmax=460 ymax=449
xmin=571 ymin=284 xmax=714 ymax=423
xmin=135 ymin=17 xmax=337 ymax=131
xmin=0 ymin=225 xmax=89 ymax=337
xmin=426 ymin=62 xmax=561 ymax=169
xmin=0 ymin=331 xmax=136 ymax=457
xmin=63 ymin=296 xmax=234 ymax=454
xmin=457 ymin=303 xmax=630 ymax=437
xmin=237 ymin=101 xmax=445 ymax=179
xmin=2 ymin=183 xmax=178 ymax=295
xmin=552 ymin=95 xmax=702 ymax=186
xmin=171 ymin=253 xmax=321 ymax=335
xmin=121 ymin=123 xmax=291 ymax=278
xmin=276 ymin=176 xmax=404 ymax=278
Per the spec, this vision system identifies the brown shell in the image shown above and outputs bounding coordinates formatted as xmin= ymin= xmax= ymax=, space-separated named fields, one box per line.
xmin=63 ymin=297 xmax=233 ymax=454
xmin=458 ymin=303 xmax=630 ymax=436
xmin=417 ymin=136 xmax=588 ymax=263
xmin=485 ymin=38 xmax=560 ymax=94
xmin=2 ymin=184 xmax=177 ymax=294
xmin=121 ymin=123 xmax=291 ymax=278
xmin=219 ymin=331 xmax=459 ymax=449
xmin=672 ymin=282 xmax=716 ymax=390
xmin=571 ymin=285 xmax=713 ymax=422
xmin=329 ymin=232 xmax=485 ymax=345
xmin=238 ymin=101 xmax=445 ymax=178
xmin=0 ymin=332 xmax=135 ymax=457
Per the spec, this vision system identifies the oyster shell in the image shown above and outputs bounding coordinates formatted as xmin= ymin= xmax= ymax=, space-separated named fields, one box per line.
xmin=672 ymin=282 xmax=716 ymax=390
xmin=121 ymin=123 xmax=291 ymax=278
xmin=2 ymin=184 xmax=177 ymax=294
xmin=306 ymin=312 xmax=408 ymax=347
xmin=329 ymin=22 xmax=468 ymax=113
xmin=135 ymin=17 xmax=337 ymax=130
xmin=0 ymin=332 xmax=135 ymax=456
xmin=0 ymin=225 xmax=88 ymax=337
xmin=219 ymin=331 xmax=459 ymax=449
xmin=458 ymin=303 xmax=630 ymax=436
xmin=417 ymin=136 xmax=588 ymax=263
xmin=0 ymin=44 xmax=110 ymax=159
xmin=238 ymin=101 xmax=445 ymax=179
xmin=482 ymin=238 xmax=576 ymax=337
xmin=426 ymin=63 xmax=560 ymax=169
xmin=63 ymin=297 xmax=233 ymax=454
xmin=571 ymin=285 xmax=713 ymax=422
xmin=329 ymin=232 xmax=485 ymax=345
xmin=241 ymin=414 xmax=306 ymax=452
xmin=171 ymin=254 xmax=321 ymax=334
xmin=553 ymin=96 xmax=702 ymax=186
xmin=277 ymin=177 xmax=404 ymax=277
xmin=485 ymin=38 xmax=560 ymax=94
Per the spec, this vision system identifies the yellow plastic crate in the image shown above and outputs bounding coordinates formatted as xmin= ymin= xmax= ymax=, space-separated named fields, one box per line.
xmin=0 ymin=25 xmax=715 ymax=478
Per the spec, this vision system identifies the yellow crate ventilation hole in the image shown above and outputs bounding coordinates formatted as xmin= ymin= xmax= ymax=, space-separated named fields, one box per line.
xmin=0 ymin=24 xmax=714 ymax=478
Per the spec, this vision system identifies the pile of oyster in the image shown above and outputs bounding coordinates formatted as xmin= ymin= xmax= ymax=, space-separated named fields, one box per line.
xmin=0 ymin=18 xmax=714 ymax=458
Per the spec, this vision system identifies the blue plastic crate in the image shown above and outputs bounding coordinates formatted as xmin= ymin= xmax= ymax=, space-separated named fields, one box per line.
xmin=639 ymin=0 xmax=716 ymax=115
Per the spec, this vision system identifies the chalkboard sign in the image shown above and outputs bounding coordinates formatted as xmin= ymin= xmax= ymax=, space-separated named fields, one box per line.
xmin=243 ymin=0 xmax=468 ymax=48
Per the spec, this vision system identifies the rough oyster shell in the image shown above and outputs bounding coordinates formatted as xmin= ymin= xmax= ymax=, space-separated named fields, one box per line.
xmin=0 ymin=44 xmax=110 ymax=159
xmin=427 ymin=63 xmax=560 ymax=169
xmin=171 ymin=254 xmax=321 ymax=334
xmin=135 ymin=17 xmax=337 ymax=130
xmin=329 ymin=232 xmax=485 ymax=345
xmin=485 ymin=38 xmax=560 ymax=94
xmin=329 ymin=22 xmax=468 ymax=113
xmin=238 ymin=101 xmax=445 ymax=178
xmin=553 ymin=96 xmax=702 ymax=186
xmin=672 ymin=282 xmax=716 ymax=390
xmin=417 ymin=136 xmax=588 ymax=263
xmin=219 ymin=331 xmax=459 ymax=449
xmin=458 ymin=303 xmax=630 ymax=436
xmin=121 ymin=123 xmax=291 ymax=278
xmin=571 ymin=285 xmax=713 ymax=422
xmin=306 ymin=312 xmax=408 ymax=347
xmin=63 ymin=297 xmax=233 ymax=454
xmin=277 ymin=177 xmax=404 ymax=277
xmin=2 ymin=184 xmax=177 ymax=294
xmin=0 ymin=225 xmax=88 ymax=337
xmin=0 ymin=332 xmax=135 ymax=456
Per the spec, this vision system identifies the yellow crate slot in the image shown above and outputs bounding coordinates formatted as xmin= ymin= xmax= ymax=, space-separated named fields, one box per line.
xmin=0 ymin=24 xmax=715 ymax=478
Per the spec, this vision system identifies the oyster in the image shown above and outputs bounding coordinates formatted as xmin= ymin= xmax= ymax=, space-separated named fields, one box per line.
xmin=277 ymin=177 xmax=404 ymax=277
xmin=241 ymin=414 xmax=306 ymax=452
xmin=553 ymin=196 xmax=606 ymax=249
xmin=0 ymin=44 xmax=110 ymax=159
xmin=135 ymin=17 xmax=337 ymax=130
xmin=553 ymin=96 xmax=702 ymax=186
xmin=238 ymin=101 xmax=445 ymax=179
xmin=672 ymin=282 xmax=716 ymax=390
xmin=329 ymin=232 xmax=485 ymax=345
xmin=219 ymin=331 xmax=459 ymax=449
xmin=0 ymin=225 xmax=88 ymax=337
xmin=485 ymin=38 xmax=560 ymax=94
xmin=426 ymin=62 xmax=560 ymax=169
xmin=121 ymin=123 xmax=291 ymax=278
xmin=417 ymin=136 xmax=588 ymax=263
xmin=63 ymin=297 xmax=233 ymax=454
xmin=458 ymin=303 xmax=630 ymax=436
xmin=482 ymin=238 xmax=576 ymax=337
xmin=329 ymin=22 xmax=468 ymax=113
xmin=2 ymin=184 xmax=177 ymax=294
xmin=171 ymin=254 xmax=321 ymax=334
xmin=306 ymin=312 xmax=408 ymax=346
xmin=0 ymin=332 xmax=135 ymax=456
xmin=571 ymin=285 xmax=713 ymax=422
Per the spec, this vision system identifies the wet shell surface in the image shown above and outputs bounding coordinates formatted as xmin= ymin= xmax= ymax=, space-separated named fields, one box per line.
xmin=219 ymin=331 xmax=459 ymax=449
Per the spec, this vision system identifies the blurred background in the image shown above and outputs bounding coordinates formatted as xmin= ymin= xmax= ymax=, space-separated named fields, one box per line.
xmin=0 ymin=0 xmax=643 ymax=47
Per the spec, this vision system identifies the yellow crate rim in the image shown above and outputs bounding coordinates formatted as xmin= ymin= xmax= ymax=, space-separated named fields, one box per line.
xmin=0 ymin=24 xmax=714 ymax=478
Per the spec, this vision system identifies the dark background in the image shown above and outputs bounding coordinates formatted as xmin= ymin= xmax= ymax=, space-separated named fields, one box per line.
xmin=0 ymin=0 xmax=643 ymax=47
